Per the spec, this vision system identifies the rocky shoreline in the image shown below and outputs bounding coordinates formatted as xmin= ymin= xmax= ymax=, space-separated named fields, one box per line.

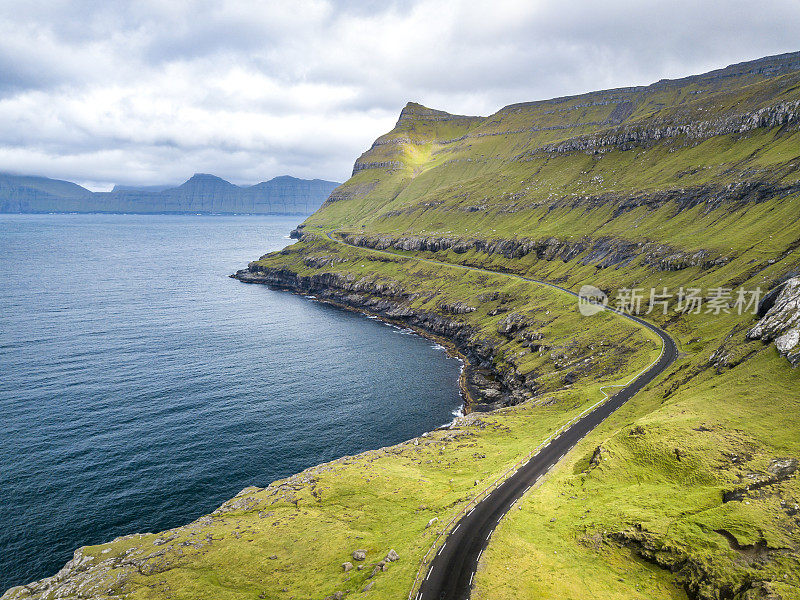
xmin=231 ymin=265 xmax=536 ymax=412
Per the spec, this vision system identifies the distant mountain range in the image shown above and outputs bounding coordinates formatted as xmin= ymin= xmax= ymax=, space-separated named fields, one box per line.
xmin=0 ymin=173 xmax=340 ymax=215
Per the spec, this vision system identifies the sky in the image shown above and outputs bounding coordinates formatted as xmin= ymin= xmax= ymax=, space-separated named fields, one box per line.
xmin=0 ymin=0 xmax=799 ymax=190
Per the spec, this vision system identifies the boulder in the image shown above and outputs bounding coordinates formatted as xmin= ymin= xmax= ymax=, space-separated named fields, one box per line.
xmin=342 ymin=561 xmax=353 ymax=572
xmin=352 ymin=550 xmax=367 ymax=561
xmin=747 ymin=277 xmax=800 ymax=365
xmin=496 ymin=313 xmax=527 ymax=335
xmin=370 ymin=561 xmax=387 ymax=577
xmin=768 ymin=457 xmax=798 ymax=479
xmin=481 ymin=388 xmax=502 ymax=400
xmin=385 ymin=549 xmax=399 ymax=562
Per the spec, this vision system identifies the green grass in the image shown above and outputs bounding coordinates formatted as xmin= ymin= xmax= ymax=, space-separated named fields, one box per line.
xmin=8 ymin=55 xmax=800 ymax=600
xmin=282 ymin=64 xmax=800 ymax=598
xmin=474 ymin=350 xmax=800 ymax=600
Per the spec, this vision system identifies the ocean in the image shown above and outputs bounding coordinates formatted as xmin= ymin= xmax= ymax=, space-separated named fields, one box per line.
xmin=0 ymin=214 xmax=462 ymax=591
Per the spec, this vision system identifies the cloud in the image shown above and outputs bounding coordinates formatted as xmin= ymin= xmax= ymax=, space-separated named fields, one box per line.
xmin=0 ymin=0 xmax=798 ymax=186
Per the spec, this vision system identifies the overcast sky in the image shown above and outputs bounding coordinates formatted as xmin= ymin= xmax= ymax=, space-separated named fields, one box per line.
xmin=1 ymin=0 xmax=798 ymax=190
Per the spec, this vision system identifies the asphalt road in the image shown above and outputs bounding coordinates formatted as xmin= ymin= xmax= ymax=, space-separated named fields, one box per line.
xmin=325 ymin=230 xmax=678 ymax=600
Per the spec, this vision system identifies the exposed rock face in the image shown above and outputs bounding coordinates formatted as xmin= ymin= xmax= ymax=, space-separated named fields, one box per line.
xmin=747 ymin=277 xmax=800 ymax=366
xmin=439 ymin=301 xmax=476 ymax=314
xmin=528 ymin=99 xmax=800 ymax=155
xmin=342 ymin=232 xmax=731 ymax=273
xmin=611 ymin=526 xmax=780 ymax=600
xmin=496 ymin=313 xmax=527 ymax=335
xmin=0 ymin=173 xmax=340 ymax=215
xmin=723 ymin=456 xmax=799 ymax=503
xmin=767 ymin=457 xmax=799 ymax=479
xmin=351 ymin=160 xmax=403 ymax=175
xmin=0 ymin=538 xmax=144 ymax=600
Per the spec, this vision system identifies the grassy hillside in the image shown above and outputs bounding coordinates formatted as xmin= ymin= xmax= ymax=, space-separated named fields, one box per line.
xmin=253 ymin=49 xmax=800 ymax=600
xmin=6 ymin=52 xmax=800 ymax=600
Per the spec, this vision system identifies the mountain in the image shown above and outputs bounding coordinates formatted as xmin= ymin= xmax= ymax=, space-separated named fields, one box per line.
xmin=7 ymin=52 xmax=800 ymax=600
xmin=0 ymin=173 xmax=340 ymax=215
xmin=0 ymin=173 xmax=93 ymax=213
xmin=110 ymin=184 xmax=172 ymax=193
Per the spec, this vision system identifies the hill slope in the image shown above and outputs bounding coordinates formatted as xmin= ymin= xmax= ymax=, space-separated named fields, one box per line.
xmin=4 ymin=52 xmax=800 ymax=600
xmin=0 ymin=173 xmax=340 ymax=215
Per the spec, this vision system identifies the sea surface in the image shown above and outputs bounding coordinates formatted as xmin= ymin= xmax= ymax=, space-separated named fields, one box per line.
xmin=0 ymin=214 xmax=463 ymax=591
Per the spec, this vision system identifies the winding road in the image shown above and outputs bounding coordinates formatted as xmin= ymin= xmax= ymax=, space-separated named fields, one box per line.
xmin=325 ymin=230 xmax=678 ymax=600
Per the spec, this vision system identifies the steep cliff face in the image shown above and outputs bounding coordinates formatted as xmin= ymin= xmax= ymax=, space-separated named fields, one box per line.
xmin=0 ymin=173 xmax=340 ymax=215
xmin=304 ymin=52 xmax=800 ymax=247
xmin=341 ymin=232 xmax=732 ymax=272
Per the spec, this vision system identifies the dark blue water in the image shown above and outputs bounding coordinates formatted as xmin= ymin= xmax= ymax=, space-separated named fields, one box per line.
xmin=0 ymin=214 xmax=462 ymax=591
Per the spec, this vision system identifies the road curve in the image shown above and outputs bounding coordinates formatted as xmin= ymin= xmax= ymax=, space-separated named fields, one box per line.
xmin=324 ymin=230 xmax=678 ymax=600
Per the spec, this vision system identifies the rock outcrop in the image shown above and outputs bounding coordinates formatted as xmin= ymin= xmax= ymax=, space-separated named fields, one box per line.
xmin=747 ymin=277 xmax=800 ymax=366
xmin=528 ymin=99 xmax=800 ymax=156
xmin=342 ymin=232 xmax=731 ymax=273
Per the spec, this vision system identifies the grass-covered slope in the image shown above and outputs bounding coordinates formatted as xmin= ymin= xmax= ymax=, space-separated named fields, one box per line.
xmin=255 ymin=49 xmax=800 ymax=599
xmin=5 ymin=52 xmax=800 ymax=600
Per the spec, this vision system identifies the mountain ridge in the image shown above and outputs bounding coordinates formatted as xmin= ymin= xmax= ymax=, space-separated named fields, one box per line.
xmin=247 ymin=48 xmax=800 ymax=599
xmin=0 ymin=172 xmax=341 ymax=215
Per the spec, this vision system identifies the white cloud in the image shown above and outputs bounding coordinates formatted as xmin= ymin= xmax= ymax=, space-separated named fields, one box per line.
xmin=0 ymin=0 xmax=798 ymax=186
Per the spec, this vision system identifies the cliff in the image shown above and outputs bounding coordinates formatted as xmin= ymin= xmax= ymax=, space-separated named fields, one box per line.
xmin=6 ymin=51 xmax=800 ymax=600
xmin=244 ymin=49 xmax=800 ymax=599
xmin=0 ymin=173 xmax=340 ymax=215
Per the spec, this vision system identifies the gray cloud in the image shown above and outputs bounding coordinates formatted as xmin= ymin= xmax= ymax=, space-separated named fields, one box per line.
xmin=0 ymin=0 xmax=798 ymax=189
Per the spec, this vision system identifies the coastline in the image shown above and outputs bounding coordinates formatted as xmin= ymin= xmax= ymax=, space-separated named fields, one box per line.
xmin=1 ymin=276 xmax=490 ymax=598
xmin=230 ymin=267 xmax=518 ymax=413
xmin=2 ymin=280 xmax=475 ymax=599
xmin=235 ymin=276 xmax=478 ymax=412
xmin=302 ymin=293 xmax=475 ymax=417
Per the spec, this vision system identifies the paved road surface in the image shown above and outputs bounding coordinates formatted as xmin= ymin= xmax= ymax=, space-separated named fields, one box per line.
xmin=325 ymin=230 xmax=678 ymax=600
